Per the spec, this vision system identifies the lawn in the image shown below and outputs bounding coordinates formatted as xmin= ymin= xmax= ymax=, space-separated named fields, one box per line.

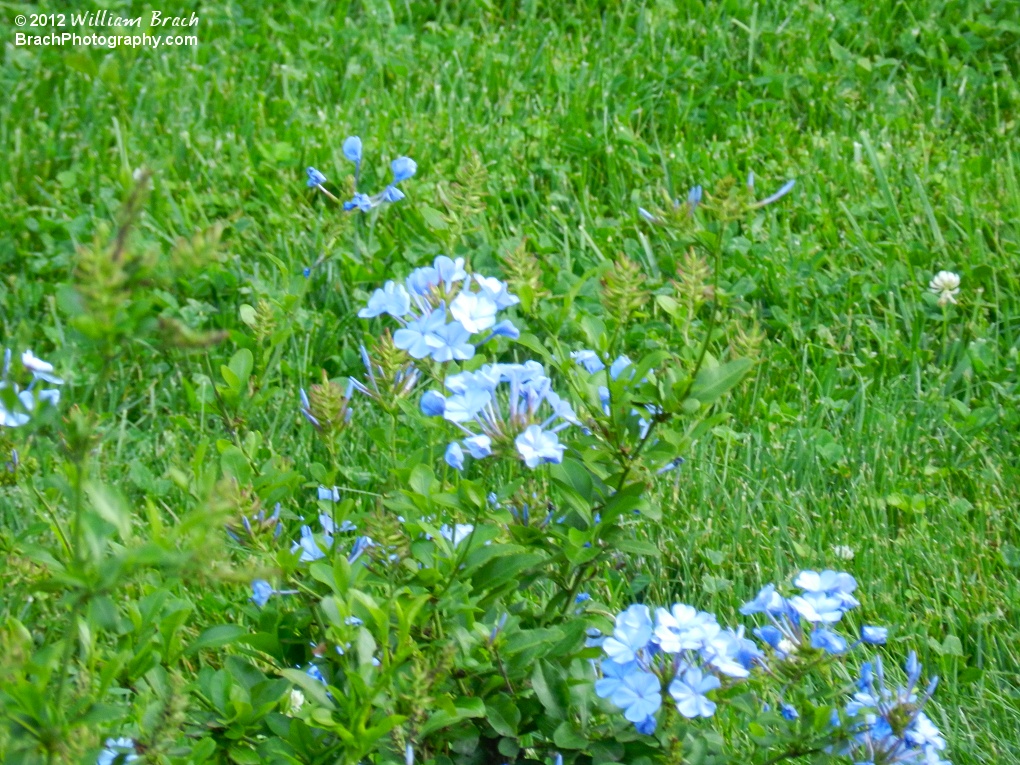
xmin=1 ymin=0 xmax=1019 ymax=763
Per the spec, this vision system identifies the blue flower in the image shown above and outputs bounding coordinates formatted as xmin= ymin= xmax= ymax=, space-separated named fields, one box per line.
xmin=343 ymin=192 xmax=374 ymax=212
xmin=609 ymin=355 xmax=633 ymax=380
xmin=669 ymin=666 xmax=720 ymax=718
xmin=571 ymin=350 xmax=605 ymax=374
xmin=391 ymin=156 xmax=417 ymax=183
xmin=740 ymin=584 xmax=788 ymax=616
xmin=754 ymin=625 xmax=783 ymax=649
xmin=445 ymin=442 xmax=465 ymax=470
xmin=687 ymin=185 xmax=703 ymax=212
xmin=318 ymin=486 xmax=341 ymax=502
xmin=515 ymin=424 xmax=565 ymax=468
xmin=251 ymin=579 xmax=274 ymax=607
xmin=292 ymin=525 xmax=327 ymax=562
xmin=429 ymin=320 xmax=475 ymax=362
xmin=789 ymin=592 xmax=847 ymax=623
xmin=780 ymin=703 xmax=799 ymax=721
xmin=306 ymin=167 xmax=327 ymax=188
xmin=861 ymin=626 xmax=888 ymax=645
xmin=381 ymin=185 xmax=405 ymax=202
xmin=434 ymin=255 xmax=468 ymax=290
xmin=753 ymin=179 xmax=796 ymax=208
xmin=609 ymin=668 xmax=662 ymax=723
xmin=348 ymin=535 xmax=375 ymax=563
xmin=393 ymin=307 xmax=448 ymax=358
xmin=443 ymin=387 xmax=491 ymax=423
xmin=638 ymin=207 xmax=657 ymax=223
xmin=635 ymin=714 xmax=657 ymax=735
xmin=463 ymin=434 xmax=492 ymax=459
xmin=303 ymin=266 xmax=311 ymax=278
xmin=482 ymin=319 xmax=520 ymax=343
xmin=420 ymin=391 xmax=446 ymax=417
xmin=359 ymin=281 xmax=412 ymax=319
xmin=603 ymin=604 xmax=653 ymax=664
xmin=97 ymin=737 xmax=138 ymax=765
xmin=405 ymin=742 xmax=415 ymax=765
xmin=656 ymin=456 xmax=685 ymax=475
xmin=342 ymin=136 xmax=362 ymax=170
xmin=810 ymin=628 xmax=847 ymax=654
xmin=306 ymin=664 xmax=326 ymax=684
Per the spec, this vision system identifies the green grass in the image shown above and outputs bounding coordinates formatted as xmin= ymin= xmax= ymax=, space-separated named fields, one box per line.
xmin=2 ymin=0 xmax=1020 ymax=762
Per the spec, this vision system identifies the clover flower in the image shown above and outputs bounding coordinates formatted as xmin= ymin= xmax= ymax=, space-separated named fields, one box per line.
xmin=357 ymin=256 xmax=519 ymax=366
xmin=929 ymin=271 xmax=961 ymax=307
xmin=0 ymin=349 xmax=63 ymax=428
xmin=844 ymin=653 xmax=950 ymax=764
xmin=420 ymin=361 xmax=574 ymax=470
xmin=97 ymin=737 xmax=138 ymax=765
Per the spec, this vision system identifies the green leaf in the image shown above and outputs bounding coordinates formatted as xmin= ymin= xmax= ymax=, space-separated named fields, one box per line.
xmin=220 ymin=446 xmax=253 ymax=485
xmin=611 ymin=538 xmax=661 ymax=558
xmin=689 ymin=358 xmax=753 ymax=405
xmin=419 ymin=204 xmax=449 ymax=230
xmin=531 ymin=661 xmax=566 ymax=719
xmin=280 ymin=668 xmax=335 ymax=709
xmin=227 ymin=348 xmax=254 ymax=390
xmin=239 ymin=304 xmax=258 ymax=327
xmin=553 ymin=720 xmax=588 ymax=749
xmin=485 ymin=693 xmax=521 ymax=737
xmin=187 ymin=625 xmax=250 ymax=655
xmin=85 ymin=481 xmax=131 ymax=539
xmin=550 ymin=457 xmax=593 ymax=503
xmin=420 ymin=696 xmax=485 ymax=736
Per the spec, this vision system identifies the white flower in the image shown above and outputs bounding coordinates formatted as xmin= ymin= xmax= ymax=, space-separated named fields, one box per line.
xmin=449 ymin=292 xmax=498 ymax=334
xmin=929 ymin=271 xmax=961 ymax=306
xmin=832 ymin=545 xmax=855 ymax=560
xmin=21 ymin=350 xmax=64 ymax=384
xmin=289 ymin=689 xmax=305 ymax=714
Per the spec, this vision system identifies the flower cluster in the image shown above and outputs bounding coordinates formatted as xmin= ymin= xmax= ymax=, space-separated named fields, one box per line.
xmin=929 ymin=270 xmax=961 ymax=307
xmin=593 ymin=602 xmax=763 ymax=733
xmin=0 ymin=350 xmax=63 ymax=428
xmin=594 ymin=570 xmax=905 ymax=741
xmin=306 ymin=135 xmax=417 ymax=213
xmin=740 ymin=569 xmax=884 ymax=657
xmin=359 ymin=255 xmax=520 ymax=364
xmin=290 ymin=500 xmax=371 ymax=564
xmin=420 ymin=361 xmax=575 ymax=470
xmin=844 ymin=653 xmax=950 ymax=764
